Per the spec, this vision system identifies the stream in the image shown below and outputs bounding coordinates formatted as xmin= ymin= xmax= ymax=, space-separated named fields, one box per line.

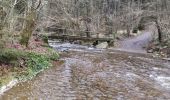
xmin=1 ymin=32 xmax=170 ymax=100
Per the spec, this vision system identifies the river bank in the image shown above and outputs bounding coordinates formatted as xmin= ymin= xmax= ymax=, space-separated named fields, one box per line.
xmin=0 ymin=38 xmax=59 ymax=95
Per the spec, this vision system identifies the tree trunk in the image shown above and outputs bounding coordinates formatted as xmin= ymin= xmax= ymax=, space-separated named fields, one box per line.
xmin=126 ymin=25 xmax=130 ymax=37
xmin=155 ymin=20 xmax=162 ymax=43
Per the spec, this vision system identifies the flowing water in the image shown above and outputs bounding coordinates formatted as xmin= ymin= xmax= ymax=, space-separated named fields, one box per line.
xmin=1 ymin=32 xmax=170 ymax=100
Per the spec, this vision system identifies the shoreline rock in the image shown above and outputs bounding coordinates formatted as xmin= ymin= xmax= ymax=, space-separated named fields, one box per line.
xmin=96 ymin=42 xmax=108 ymax=49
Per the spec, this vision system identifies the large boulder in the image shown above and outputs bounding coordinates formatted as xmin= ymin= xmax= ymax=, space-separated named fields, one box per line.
xmin=96 ymin=42 xmax=108 ymax=49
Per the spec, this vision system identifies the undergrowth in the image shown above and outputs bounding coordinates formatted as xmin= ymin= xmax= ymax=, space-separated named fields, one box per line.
xmin=0 ymin=48 xmax=59 ymax=88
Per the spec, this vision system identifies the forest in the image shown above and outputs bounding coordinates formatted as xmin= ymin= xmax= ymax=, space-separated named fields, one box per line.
xmin=0 ymin=0 xmax=170 ymax=99
xmin=0 ymin=0 xmax=170 ymax=45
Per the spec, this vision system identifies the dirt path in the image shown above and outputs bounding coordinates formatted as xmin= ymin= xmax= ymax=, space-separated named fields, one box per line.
xmin=118 ymin=31 xmax=153 ymax=52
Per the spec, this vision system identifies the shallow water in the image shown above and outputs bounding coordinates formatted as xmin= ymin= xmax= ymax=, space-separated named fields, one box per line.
xmin=1 ymin=47 xmax=170 ymax=100
xmin=1 ymin=32 xmax=170 ymax=99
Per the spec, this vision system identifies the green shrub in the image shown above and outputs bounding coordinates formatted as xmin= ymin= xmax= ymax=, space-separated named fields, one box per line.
xmin=20 ymin=52 xmax=52 ymax=80
xmin=16 ymin=50 xmax=59 ymax=81
xmin=0 ymin=48 xmax=59 ymax=83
